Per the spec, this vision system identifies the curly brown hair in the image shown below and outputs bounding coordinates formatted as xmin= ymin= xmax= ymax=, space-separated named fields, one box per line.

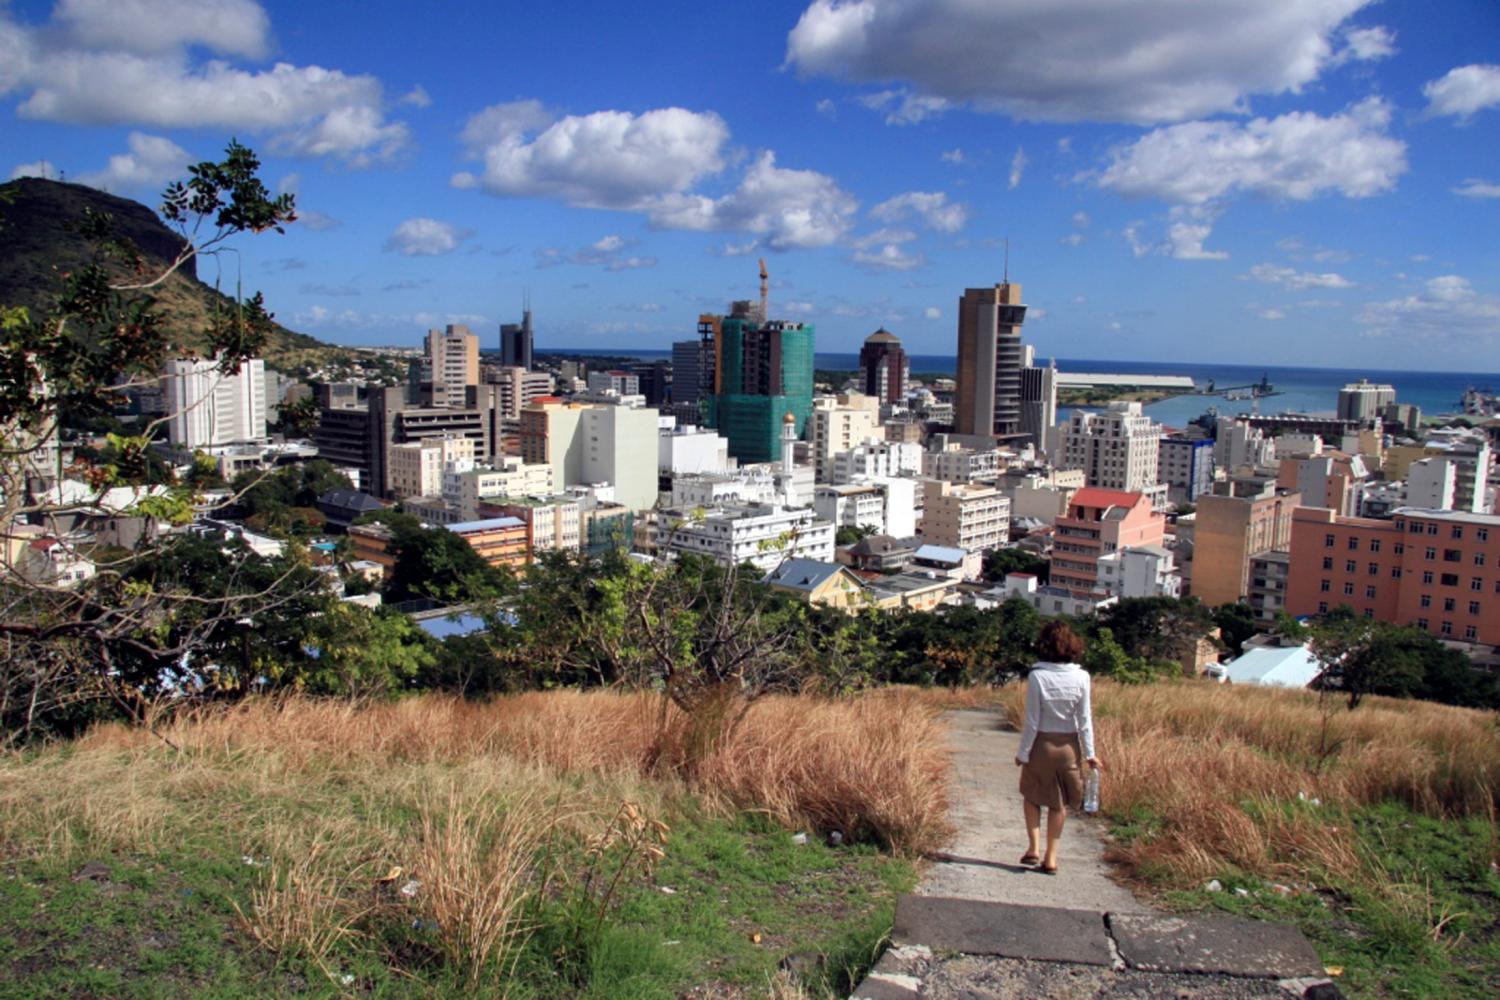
xmin=1037 ymin=620 xmax=1085 ymax=663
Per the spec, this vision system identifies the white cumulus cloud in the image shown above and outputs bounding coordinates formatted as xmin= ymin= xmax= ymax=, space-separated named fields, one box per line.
xmin=384 ymin=218 xmax=471 ymax=257
xmin=1453 ymin=178 xmax=1500 ymax=199
xmin=869 ymin=190 xmax=966 ymax=232
xmin=454 ymin=101 xmax=728 ymax=208
xmin=1095 ymin=97 xmax=1406 ymax=204
xmin=786 ymin=0 xmax=1377 ymax=124
xmin=1359 ymin=275 xmax=1500 ymax=341
xmin=0 ymin=0 xmax=409 ymax=165
xmin=923 ymin=306 xmax=941 ymax=319
xmin=1423 ymin=64 xmax=1500 ymax=121
xmin=76 ymin=131 xmax=190 ymax=191
xmin=1008 ymin=147 xmax=1028 ymax=189
xmin=9 ymin=159 xmax=58 ymax=180
xmin=1246 ymin=263 xmax=1353 ymax=290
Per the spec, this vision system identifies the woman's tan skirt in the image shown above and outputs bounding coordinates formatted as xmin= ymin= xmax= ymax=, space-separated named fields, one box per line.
xmin=1019 ymin=732 xmax=1084 ymax=811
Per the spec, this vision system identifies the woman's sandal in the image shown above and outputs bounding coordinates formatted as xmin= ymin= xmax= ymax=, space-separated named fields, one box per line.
xmin=1019 ymin=852 xmax=1040 ymax=866
xmin=1040 ymin=862 xmax=1058 ymax=875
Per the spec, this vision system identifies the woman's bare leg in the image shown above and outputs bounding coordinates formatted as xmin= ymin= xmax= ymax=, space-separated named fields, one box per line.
xmin=1044 ymin=806 xmax=1067 ymax=868
xmin=1023 ymin=801 xmax=1042 ymax=859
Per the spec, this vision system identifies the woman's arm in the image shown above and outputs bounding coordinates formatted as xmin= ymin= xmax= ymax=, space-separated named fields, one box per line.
xmin=1017 ymin=672 xmax=1041 ymax=763
xmin=1076 ymin=672 xmax=1096 ymax=762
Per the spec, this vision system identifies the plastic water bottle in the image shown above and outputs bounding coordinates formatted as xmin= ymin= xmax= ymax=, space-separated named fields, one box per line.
xmin=1083 ymin=770 xmax=1101 ymax=814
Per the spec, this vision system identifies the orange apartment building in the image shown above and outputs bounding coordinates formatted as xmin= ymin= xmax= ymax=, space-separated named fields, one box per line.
xmin=1050 ymin=487 xmax=1165 ymax=592
xmin=1286 ymin=507 xmax=1500 ymax=645
xmin=1191 ymin=482 xmax=1301 ymax=607
xmin=445 ymin=516 xmax=529 ymax=569
xmin=347 ymin=522 xmax=398 ymax=579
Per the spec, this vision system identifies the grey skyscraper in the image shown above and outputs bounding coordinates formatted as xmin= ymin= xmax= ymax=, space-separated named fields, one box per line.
xmin=1018 ymin=360 xmax=1057 ymax=449
xmin=499 ymin=300 xmax=533 ymax=369
xmin=954 ymin=281 xmax=1027 ymax=441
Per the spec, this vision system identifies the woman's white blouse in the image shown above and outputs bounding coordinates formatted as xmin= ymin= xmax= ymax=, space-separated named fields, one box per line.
xmin=1016 ymin=661 xmax=1095 ymax=762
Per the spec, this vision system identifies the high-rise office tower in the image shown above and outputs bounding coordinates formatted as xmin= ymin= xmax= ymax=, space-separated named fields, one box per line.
xmin=426 ymin=324 xmax=479 ymax=408
xmin=858 ymin=328 xmax=909 ymax=405
xmin=954 ymin=281 xmax=1027 ymax=441
xmin=162 ymin=356 xmax=267 ymax=449
xmin=1018 ymin=360 xmax=1057 ymax=450
xmin=708 ymin=301 xmax=814 ymax=464
xmin=499 ymin=300 xmax=534 ymax=369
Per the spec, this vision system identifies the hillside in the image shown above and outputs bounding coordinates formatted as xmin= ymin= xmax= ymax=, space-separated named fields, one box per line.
xmin=0 ymin=177 xmax=338 ymax=369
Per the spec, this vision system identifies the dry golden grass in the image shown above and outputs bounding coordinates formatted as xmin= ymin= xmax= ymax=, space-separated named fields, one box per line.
xmin=0 ymin=689 xmax=949 ymax=987
xmin=998 ymin=679 xmax=1500 ymax=888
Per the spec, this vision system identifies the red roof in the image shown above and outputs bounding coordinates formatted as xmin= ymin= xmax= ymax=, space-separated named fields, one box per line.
xmin=1069 ymin=487 xmax=1144 ymax=510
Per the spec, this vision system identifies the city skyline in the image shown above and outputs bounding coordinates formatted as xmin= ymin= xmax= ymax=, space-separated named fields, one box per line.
xmin=2 ymin=1 xmax=1498 ymax=370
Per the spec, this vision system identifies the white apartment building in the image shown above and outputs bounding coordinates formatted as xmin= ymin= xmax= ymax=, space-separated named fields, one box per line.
xmin=922 ymin=479 xmax=1010 ymax=553
xmin=1061 ymin=401 xmax=1167 ymax=509
xmin=1421 ymin=428 xmax=1492 ymax=513
xmin=162 ymin=357 xmax=267 ymax=449
xmin=924 ymin=445 xmax=1003 ymax=484
xmin=829 ymin=439 xmax=923 ymax=484
xmin=586 ymin=370 xmax=640 ymax=396
xmin=1095 ymin=545 xmax=1182 ymax=599
xmin=425 ymin=324 xmax=478 ymax=407
xmin=810 ymin=393 xmax=882 ymax=482
xmin=443 ymin=455 xmax=555 ymax=520
xmin=659 ymin=421 xmax=733 ymax=476
xmin=1337 ymin=379 xmax=1396 ymax=422
xmin=487 ymin=366 xmax=554 ymax=419
xmin=521 ymin=399 xmax=659 ymax=511
xmin=871 ymin=476 xmax=919 ymax=539
xmin=1406 ymin=457 xmax=1457 ymax=511
xmin=661 ymin=504 xmax=835 ymax=571
xmin=389 ymin=436 xmax=476 ymax=500
xmin=1215 ymin=416 xmax=1277 ymax=472
xmin=815 ymin=484 xmax=887 ymax=536
xmin=671 ymin=470 xmax=778 ymax=509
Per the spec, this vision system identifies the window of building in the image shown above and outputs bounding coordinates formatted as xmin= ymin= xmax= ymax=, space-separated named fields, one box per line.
xmin=1416 ymin=617 xmax=1428 ymax=629
xmin=1470 ymin=601 xmax=1481 ymax=615
xmin=1392 ymin=567 xmax=1403 ymax=579
xmin=1368 ymin=562 xmax=1379 ymax=576
xmin=1394 ymin=543 xmax=1405 ymax=555
xmin=1475 ymin=577 xmax=1486 ymax=591
xmin=1421 ymin=594 xmax=1432 ymax=608
xmin=1325 ymin=533 xmax=1335 ymax=548
xmin=1444 ymin=549 xmax=1462 ymax=562
xmin=1363 ymin=608 xmax=1374 ymax=618
xmin=1428 ymin=523 xmax=1439 ymax=536
xmin=1465 ymin=625 xmax=1478 ymax=641
xmin=1441 ymin=573 xmax=1459 ymax=587
xmin=1320 ymin=579 xmax=1331 ymax=593
xmin=1345 ymin=560 xmax=1357 ymax=573
xmin=1441 ymin=621 xmax=1453 ymax=635
xmin=1452 ymin=526 xmax=1464 ymax=540
xmin=1348 ymin=536 xmax=1359 ymax=551
xmin=1444 ymin=597 xmax=1456 ymax=612
xmin=1422 ymin=571 xmax=1434 ymax=584
xmin=1318 ymin=602 xmax=1329 ymax=614
xmin=1343 ymin=582 xmax=1354 ymax=596
xmin=1425 ymin=547 xmax=1437 ymax=560
xmin=1476 ymin=554 xmax=1486 ymax=567
xmin=1408 ymin=521 xmax=1422 ymax=533
xmin=1322 ymin=556 xmax=1333 ymax=570
xmin=1478 ymin=528 xmax=1489 ymax=542
xmin=1370 ymin=539 xmax=1381 ymax=553
xmin=1366 ymin=585 xmax=1377 ymax=599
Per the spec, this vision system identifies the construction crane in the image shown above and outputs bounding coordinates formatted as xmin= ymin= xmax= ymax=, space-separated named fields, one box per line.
xmin=758 ymin=257 xmax=769 ymax=321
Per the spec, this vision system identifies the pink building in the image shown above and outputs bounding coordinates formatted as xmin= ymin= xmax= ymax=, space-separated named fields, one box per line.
xmin=1050 ymin=487 xmax=1166 ymax=592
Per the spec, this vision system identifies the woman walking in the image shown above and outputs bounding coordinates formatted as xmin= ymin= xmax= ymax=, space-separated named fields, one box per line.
xmin=1015 ymin=620 xmax=1100 ymax=875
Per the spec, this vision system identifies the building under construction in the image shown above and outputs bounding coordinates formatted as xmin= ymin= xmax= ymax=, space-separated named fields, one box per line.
xmin=703 ymin=262 xmax=815 ymax=464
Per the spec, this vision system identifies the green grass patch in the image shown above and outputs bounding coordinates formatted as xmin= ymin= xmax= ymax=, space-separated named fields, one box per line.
xmin=1148 ymin=801 xmax=1500 ymax=999
xmin=0 ymin=811 xmax=912 ymax=999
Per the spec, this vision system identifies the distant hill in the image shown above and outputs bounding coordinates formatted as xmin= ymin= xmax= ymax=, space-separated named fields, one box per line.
xmin=0 ymin=177 xmax=338 ymax=369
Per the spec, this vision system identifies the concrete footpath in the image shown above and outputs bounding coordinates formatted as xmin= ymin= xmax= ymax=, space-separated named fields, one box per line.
xmin=850 ymin=710 xmax=1340 ymax=1000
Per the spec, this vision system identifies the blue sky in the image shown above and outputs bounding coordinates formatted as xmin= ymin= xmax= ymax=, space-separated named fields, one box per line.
xmin=2 ymin=0 xmax=1498 ymax=370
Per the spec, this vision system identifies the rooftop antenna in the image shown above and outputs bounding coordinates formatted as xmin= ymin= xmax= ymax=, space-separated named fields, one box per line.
xmin=758 ymin=257 xmax=769 ymax=321
xmin=1003 ymin=238 xmax=1010 ymax=284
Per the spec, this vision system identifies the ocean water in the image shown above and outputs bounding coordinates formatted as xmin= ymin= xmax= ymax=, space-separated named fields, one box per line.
xmin=539 ymin=347 xmax=1499 ymax=425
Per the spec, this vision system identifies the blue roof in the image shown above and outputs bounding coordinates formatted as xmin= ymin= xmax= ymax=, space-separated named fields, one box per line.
xmin=446 ymin=517 xmax=526 ymax=533
xmin=914 ymin=544 xmax=966 ymax=565
xmin=1223 ymin=645 xmax=1323 ymax=688
xmin=763 ymin=558 xmax=851 ymax=592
